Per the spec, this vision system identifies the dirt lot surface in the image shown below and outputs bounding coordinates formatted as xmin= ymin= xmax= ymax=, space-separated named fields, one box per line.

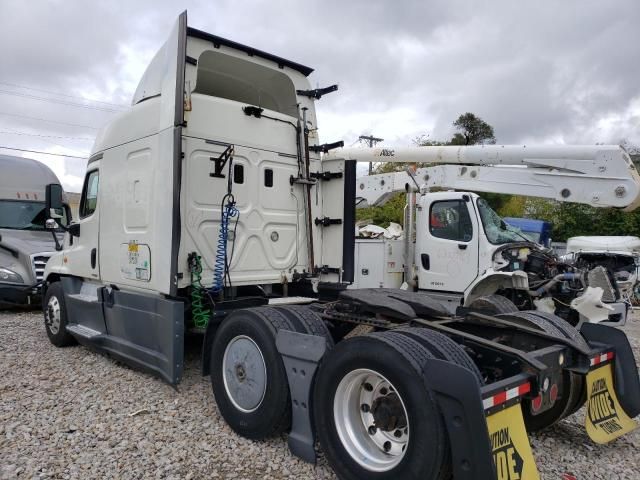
xmin=1 ymin=310 xmax=639 ymax=479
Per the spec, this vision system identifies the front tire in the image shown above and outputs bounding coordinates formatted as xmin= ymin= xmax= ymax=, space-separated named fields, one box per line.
xmin=43 ymin=282 xmax=76 ymax=347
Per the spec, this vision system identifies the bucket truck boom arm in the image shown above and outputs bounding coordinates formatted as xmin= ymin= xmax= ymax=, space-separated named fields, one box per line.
xmin=328 ymin=145 xmax=640 ymax=211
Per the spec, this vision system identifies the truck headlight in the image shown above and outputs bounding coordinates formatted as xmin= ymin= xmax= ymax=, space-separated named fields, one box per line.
xmin=0 ymin=267 xmax=24 ymax=283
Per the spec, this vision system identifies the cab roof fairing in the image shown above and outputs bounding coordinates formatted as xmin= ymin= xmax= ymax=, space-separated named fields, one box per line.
xmin=92 ymin=12 xmax=321 ymax=158
xmin=132 ymin=24 xmax=316 ymax=108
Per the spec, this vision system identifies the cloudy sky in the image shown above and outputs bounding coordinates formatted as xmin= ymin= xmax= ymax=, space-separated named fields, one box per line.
xmin=0 ymin=0 xmax=639 ymax=191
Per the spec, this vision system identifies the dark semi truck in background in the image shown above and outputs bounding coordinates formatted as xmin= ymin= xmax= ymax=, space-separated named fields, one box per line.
xmin=0 ymin=154 xmax=70 ymax=307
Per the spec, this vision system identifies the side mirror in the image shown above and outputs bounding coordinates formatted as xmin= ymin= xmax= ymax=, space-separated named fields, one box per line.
xmin=45 ymin=219 xmax=58 ymax=230
xmin=68 ymin=223 xmax=81 ymax=237
xmin=45 ymin=184 xmax=64 ymax=220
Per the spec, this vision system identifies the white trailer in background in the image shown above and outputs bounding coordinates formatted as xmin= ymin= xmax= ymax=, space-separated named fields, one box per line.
xmin=39 ymin=11 xmax=640 ymax=480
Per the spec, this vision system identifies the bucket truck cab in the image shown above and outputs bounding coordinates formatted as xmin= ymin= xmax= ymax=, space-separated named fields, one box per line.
xmin=393 ymin=189 xmax=534 ymax=313
xmin=412 ymin=190 xmax=629 ymax=324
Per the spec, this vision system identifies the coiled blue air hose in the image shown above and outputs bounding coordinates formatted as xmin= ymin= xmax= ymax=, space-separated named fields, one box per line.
xmin=210 ymin=197 xmax=239 ymax=295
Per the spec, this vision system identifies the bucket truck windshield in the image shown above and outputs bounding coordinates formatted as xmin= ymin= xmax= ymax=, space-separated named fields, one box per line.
xmin=476 ymin=198 xmax=529 ymax=245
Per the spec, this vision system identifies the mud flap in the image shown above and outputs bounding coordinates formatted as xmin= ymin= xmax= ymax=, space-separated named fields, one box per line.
xmin=585 ymin=363 xmax=638 ymax=443
xmin=486 ymin=405 xmax=540 ymax=480
xmin=580 ymin=322 xmax=640 ymax=418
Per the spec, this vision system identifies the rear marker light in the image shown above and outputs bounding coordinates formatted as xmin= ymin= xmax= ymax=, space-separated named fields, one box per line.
xmin=531 ymin=395 xmax=543 ymax=412
xmin=549 ymin=383 xmax=559 ymax=403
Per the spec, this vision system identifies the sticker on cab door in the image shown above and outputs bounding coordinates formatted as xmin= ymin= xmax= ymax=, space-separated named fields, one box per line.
xmin=486 ymin=404 xmax=540 ymax=480
xmin=120 ymin=242 xmax=151 ymax=281
xmin=585 ymin=363 xmax=637 ymax=443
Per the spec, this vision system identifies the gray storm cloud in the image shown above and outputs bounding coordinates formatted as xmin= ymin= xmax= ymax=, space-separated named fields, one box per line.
xmin=0 ymin=0 xmax=638 ymax=190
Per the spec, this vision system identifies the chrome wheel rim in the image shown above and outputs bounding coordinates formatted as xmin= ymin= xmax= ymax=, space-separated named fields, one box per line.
xmin=45 ymin=296 xmax=61 ymax=334
xmin=334 ymin=368 xmax=409 ymax=472
xmin=222 ymin=335 xmax=267 ymax=413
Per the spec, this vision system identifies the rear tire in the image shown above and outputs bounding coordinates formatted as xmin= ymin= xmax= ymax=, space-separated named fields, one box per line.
xmin=43 ymin=282 xmax=76 ymax=347
xmin=314 ymin=331 xmax=450 ymax=480
xmin=271 ymin=305 xmax=334 ymax=349
xmin=468 ymin=295 xmax=519 ymax=314
xmin=524 ymin=311 xmax=588 ymax=414
xmin=396 ymin=327 xmax=484 ymax=384
xmin=497 ymin=311 xmax=583 ymax=431
xmin=525 ymin=311 xmax=589 ymax=350
xmin=210 ymin=308 xmax=295 ymax=439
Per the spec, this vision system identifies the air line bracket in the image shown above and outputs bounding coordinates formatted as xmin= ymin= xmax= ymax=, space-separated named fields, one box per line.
xmin=296 ymin=84 xmax=338 ymax=100
xmin=314 ymin=217 xmax=342 ymax=227
xmin=209 ymin=145 xmax=235 ymax=179
xmin=310 ymin=171 xmax=343 ymax=181
xmin=309 ymin=141 xmax=344 ymax=154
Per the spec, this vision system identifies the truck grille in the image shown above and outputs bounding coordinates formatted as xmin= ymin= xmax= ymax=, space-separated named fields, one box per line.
xmin=31 ymin=254 xmax=52 ymax=283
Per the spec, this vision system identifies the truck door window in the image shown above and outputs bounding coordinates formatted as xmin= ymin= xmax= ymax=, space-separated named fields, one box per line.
xmin=429 ymin=200 xmax=472 ymax=242
xmin=80 ymin=170 xmax=99 ymax=218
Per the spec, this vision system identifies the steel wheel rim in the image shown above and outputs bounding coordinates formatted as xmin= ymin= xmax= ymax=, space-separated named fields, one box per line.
xmin=45 ymin=296 xmax=61 ymax=334
xmin=334 ymin=368 xmax=409 ymax=472
xmin=222 ymin=335 xmax=267 ymax=413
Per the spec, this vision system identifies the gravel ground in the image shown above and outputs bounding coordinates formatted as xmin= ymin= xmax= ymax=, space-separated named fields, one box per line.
xmin=1 ymin=310 xmax=639 ymax=480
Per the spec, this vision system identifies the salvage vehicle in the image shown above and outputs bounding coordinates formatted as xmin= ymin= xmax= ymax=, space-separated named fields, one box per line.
xmin=0 ymin=154 xmax=69 ymax=307
xmin=351 ymin=154 xmax=638 ymax=326
xmin=41 ymin=12 xmax=640 ymax=479
xmin=564 ymin=236 xmax=640 ymax=306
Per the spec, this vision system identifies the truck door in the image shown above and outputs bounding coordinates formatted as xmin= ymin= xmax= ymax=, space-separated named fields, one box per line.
xmin=66 ymin=166 xmax=101 ymax=281
xmin=416 ymin=193 xmax=479 ymax=293
xmin=60 ymin=164 xmax=108 ymax=336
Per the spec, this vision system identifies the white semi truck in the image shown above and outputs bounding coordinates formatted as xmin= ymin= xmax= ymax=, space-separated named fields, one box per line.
xmin=41 ymin=12 xmax=640 ymax=480
xmin=345 ymin=148 xmax=639 ymax=325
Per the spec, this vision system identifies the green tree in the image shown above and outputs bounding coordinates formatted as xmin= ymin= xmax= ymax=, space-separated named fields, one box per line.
xmin=356 ymin=192 xmax=407 ymax=227
xmin=359 ymin=112 xmax=500 ymax=228
xmin=450 ymin=112 xmax=496 ymax=145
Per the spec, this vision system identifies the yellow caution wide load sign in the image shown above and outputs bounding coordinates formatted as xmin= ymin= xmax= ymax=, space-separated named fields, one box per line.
xmin=585 ymin=362 xmax=637 ymax=444
xmin=486 ymin=404 xmax=540 ymax=480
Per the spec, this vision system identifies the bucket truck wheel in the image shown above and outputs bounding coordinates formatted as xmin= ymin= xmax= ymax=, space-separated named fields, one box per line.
xmin=396 ymin=327 xmax=484 ymax=384
xmin=497 ymin=311 xmax=583 ymax=431
xmin=468 ymin=295 xmax=519 ymax=314
xmin=43 ymin=282 xmax=76 ymax=347
xmin=210 ymin=308 xmax=296 ymax=439
xmin=314 ymin=331 xmax=451 ymax=480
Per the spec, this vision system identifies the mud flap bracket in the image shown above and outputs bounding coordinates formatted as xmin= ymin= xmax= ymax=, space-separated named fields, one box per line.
xmin=276 ymin=329 xmax=327 ymax=464
xmin=423 ymin=359 xmax=496 ymax=480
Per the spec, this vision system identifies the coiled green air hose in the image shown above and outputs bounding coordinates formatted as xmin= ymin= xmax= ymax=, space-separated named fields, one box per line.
xmin=188 ymin=252 xmax=211 ymax=328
